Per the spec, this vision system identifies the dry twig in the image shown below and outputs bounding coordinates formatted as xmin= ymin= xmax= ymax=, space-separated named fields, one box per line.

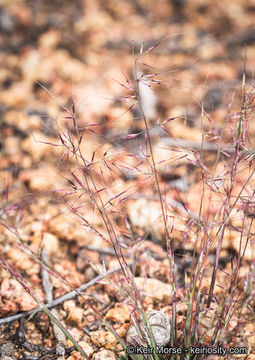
xmin=41 ymin=248 xmax=66 ymax=356
xmin=0 ymin=265 xmax=126 ymax=325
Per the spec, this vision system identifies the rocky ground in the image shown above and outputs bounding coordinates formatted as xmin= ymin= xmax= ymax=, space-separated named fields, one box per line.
xmin=1 ymin=0 xmax=255 ymax=359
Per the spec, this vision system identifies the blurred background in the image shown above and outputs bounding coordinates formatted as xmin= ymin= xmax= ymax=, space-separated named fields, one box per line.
xmin=1 ymin=0 xmax=255 ymax=218
xmin=1 ymin=0 xmax=255 ymax=220
xmin=1 ymin=0 xmax=255 ymax=136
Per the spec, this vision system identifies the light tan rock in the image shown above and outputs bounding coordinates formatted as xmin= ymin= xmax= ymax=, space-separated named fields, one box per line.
xmin=30 ymin=231 xmax=59 ymax=255
xmin=48 ymin=213 xmax=105 ymax=246
xmin=53 ymin=50 xmax=87 ymax=81
xmin=63 ymin=300 xmax=84 ymax=324
xmin=0 ymin=82 xmax=30 ymax=107
xmin=19 ymin=164 xmax=57 ymax=191
xmin=246 ymin=354 xmax=255 ymax=360
xmin=92 ymin=349 xmax=116 ymax=360
xmin=106 ymin=106 xmax=133 ymax=135
xmin=126 ymin=198 xmax=164 ymax=241
xmin=1 ymin=278 xmax=23 ymax=299
xmin=90 ymin=330 xmax=117 ymax=349
xmin=39 ymin=29 xmax=61 ymax=51
xmin=105 ymin=304 xmax=131 ymax=323
xmin=6 ymin=248 xmax=34 ymax=272
xmin=78 ymin=341 xmax=94 ymax=357
xmin=21 ymin=132 xmax=60 ymax=162
xmin=134 ymin=277 xmax=172 ymax=305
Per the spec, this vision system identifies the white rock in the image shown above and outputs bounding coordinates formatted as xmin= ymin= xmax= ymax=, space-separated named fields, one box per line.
xmin=126 ymin=310 xmax=171 ymax=347
xmin=92 ymin=349 xmax=116 ymax=360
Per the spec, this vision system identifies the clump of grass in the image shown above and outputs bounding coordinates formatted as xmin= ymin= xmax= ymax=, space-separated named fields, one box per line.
xmin=180 ymin=69 xmax=255 ymax=358
xmin=1 ymin=40 xmax=255 ymax=360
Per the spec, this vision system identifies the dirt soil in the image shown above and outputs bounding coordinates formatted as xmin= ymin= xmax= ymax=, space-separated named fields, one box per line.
xmin=1 ymin=0 xmax=255 ymax=359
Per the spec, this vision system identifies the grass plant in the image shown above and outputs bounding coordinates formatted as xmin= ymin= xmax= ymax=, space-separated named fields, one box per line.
xmin=1 ymin=41 xmax=255 ymax=359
